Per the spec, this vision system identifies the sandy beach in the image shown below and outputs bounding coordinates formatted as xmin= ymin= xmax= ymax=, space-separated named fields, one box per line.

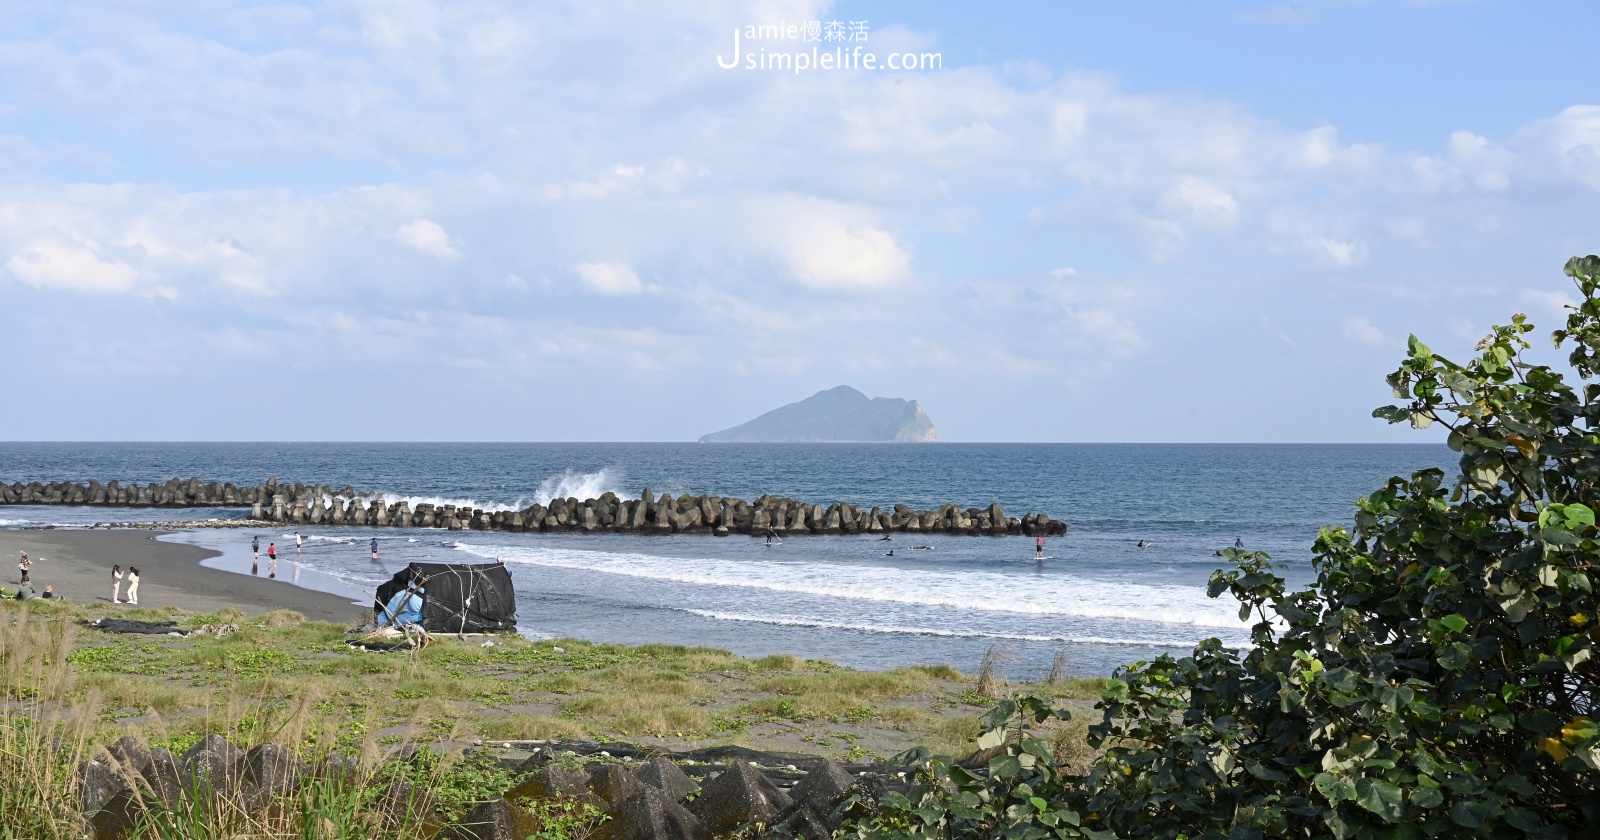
xmin=0 ymin=528 xmax=365 ymax=623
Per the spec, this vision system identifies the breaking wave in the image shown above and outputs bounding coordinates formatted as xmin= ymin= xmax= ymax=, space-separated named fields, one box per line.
xmin=453 ymin=542 xmax=1248 ymax=631
xmin=674 ymin=609 xmax=1238 ymax=648
xmin=533 ymin=468 xmax=627 ymax=505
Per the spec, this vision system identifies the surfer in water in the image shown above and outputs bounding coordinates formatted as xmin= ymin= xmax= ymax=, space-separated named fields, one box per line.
xmin=1235 ymin=537 xmax=1244 ymax=548
xmin=1136 ymin=539 xmax=1152 ymax=549
xmin=878 ymin=534 xmax=892 ymax=541
xmin=885 ymin=549 xmax=895 ymax=557
xmin=909 ymin=544 xmax=933 ymax=551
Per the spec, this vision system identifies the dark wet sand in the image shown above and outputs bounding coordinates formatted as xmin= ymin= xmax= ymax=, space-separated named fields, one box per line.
xmin=0 ymin=529 xmax=364 ymax=623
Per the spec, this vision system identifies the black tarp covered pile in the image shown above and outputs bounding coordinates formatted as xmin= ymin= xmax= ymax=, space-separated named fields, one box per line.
xmin=85 ymin=618 xmax=186 ymax=635
xmin=374 ymin=562 xmax=517 ymax=633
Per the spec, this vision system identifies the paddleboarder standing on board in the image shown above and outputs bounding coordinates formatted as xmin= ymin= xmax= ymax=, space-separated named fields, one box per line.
xmin=1035 ymin=535 xmax=1045 ymax=559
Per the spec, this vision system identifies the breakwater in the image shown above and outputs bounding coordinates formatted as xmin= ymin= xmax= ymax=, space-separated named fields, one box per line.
xmin=0 ymin=476 xmax=1069 ymax=537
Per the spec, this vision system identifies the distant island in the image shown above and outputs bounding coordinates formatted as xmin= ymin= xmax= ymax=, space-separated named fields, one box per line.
xmin=699 ymin=385 xmax=940 ymax=443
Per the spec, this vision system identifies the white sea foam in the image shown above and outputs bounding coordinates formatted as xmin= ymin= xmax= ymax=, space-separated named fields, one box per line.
xmin=533 ymin=468 xmax=627 ymax=505
xmin=454 ymin=542 xmax=1248 ymax=630
xmin=675 ymin=609 xmax=1234 ymax=647
xmin=0 ymin=519 xmax=31 ymax=527
xmin=359 ymin=467 xmax=626 ymax=513
xmin=370 ymin=493 xmax=529 ymax=513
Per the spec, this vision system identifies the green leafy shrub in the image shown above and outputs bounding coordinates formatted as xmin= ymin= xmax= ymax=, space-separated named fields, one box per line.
xmin=852 ymin=255 xmax=1600 ymax=839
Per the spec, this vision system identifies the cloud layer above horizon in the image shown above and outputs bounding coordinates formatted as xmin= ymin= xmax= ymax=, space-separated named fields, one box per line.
xmin=2 ymin=1 xmax=1598 ymax=442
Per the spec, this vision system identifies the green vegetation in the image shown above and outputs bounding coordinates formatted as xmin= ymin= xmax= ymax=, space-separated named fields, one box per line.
xmin=0 ymin=579 xmax=1108 ymax=836
xmin=853 ymin=255 xmax=1600 ymax=838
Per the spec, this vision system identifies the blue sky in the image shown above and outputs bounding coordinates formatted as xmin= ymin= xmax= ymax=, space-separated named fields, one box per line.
xmin=1 ymin=0 xmax=1597 ymax=442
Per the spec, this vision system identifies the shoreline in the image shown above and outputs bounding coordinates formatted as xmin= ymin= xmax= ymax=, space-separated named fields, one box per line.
xmin=0 ymin=523 xmax=1110 ymax=773
xmin=0 ymin=528 xmax=365 ymax=623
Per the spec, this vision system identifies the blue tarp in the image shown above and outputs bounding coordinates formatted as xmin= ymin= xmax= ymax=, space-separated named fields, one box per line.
xmin=380 ymin=587 xmax=424 ymax=627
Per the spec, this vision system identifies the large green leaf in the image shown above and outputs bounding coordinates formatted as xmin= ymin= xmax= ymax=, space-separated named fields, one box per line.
xmin=1354 ymin=777 xmax=1405 ymax=822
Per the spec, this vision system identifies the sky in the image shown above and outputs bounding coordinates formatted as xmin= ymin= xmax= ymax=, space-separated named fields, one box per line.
xmin=1 ymin=0 xmax=1598 ymax=442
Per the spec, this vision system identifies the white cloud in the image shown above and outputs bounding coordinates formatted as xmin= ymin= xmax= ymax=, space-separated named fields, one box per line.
xmin=782 ymin=221 xmax=908 ymax=291
xmin=1049 ymin=266 xmax=1078 ymax=277
xmin=396 ymin=219 xmax=460 ymax=258
xmin=759 ymin=198 xmax=911 ymax=292
xmin=1259 ymin=314 xmax=1298 ymax=347
xmin=1341 ymin=315 xmax=1390 ymax=347
xmin=1307 ymin=236 xmax=1369 ymax=268
xmin=1520 ymin=288 xmax=1577 ymax=318
xmin=1158 ymin=177 xmax=1239 ymax=228
xmin=575 ymin=261 xmax=646 ymax=295
xmin=5 ymin=241 xmax=138 ymax=293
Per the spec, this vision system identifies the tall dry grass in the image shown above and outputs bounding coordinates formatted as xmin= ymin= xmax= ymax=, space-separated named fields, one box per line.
xmin=0 ymin=605 xmax=94 ymax=839
xmin=0 ymin=606 xmax=560 ymax=839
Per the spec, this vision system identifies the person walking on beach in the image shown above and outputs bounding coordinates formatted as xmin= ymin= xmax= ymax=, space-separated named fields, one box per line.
xmin=267 ymin=542 xmax=278 ymax=578
xmin=251 ymin=535 xmax=259 ymax=561
xmin=125 ymin=567 xmax=140 ymax=605
xmin=370 ymin=538 xmax=379 ymax=562
xmin=1035 ymin=536 xmax=1046 ymax=560
xmin=111 ymin=565 xmax=123 ymax=603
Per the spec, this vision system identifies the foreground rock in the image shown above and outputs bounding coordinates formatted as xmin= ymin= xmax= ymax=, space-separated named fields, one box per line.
xmin=688 ymin=761 xmax=791 ymax=835
xmin=75 ymin=734 xmax=893 ymax=840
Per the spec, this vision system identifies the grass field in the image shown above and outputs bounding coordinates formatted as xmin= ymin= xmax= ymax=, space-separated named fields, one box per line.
xmin=0 ymin=597 xmax=1108 ymax=837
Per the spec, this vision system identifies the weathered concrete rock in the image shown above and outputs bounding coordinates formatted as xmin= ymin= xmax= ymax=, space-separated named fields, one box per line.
xmin=78 ymin=748 xmax=127 ymax=816
xmin=832 ymin=775 xmax=888 ymax=825
xmin=143 ymin=747 xmax=186 ymax=808
xmin=243 ymin=742 xmax=306 ymax=805
xmin=783 ymin=760 xmax=854 ymax=827
xmin=316 ymin=752 xmax=363 ymax=786
xmin=182 ymin=733 xmax=245 ymax=796
xmin=507 ymin=763 xmax=590 ymax=801
xmin=432 ymin=797 xmax=541 ymax=840
xmin=88 ymin=790 xmax=146 ymax=838
xmin=766 ymin=805 xmax=832 ymax=840
xmin=378 ymin=776 xmax=438 ymax=828
xmin=589 ymin=763 xmax=648 ymax=806
xmin=633 ymin=756 xmax=698 ymax=803
xmin=762 ymin=762 xmax=870 ymax=840
xmin=688 ymin=761 xmax=791 ymax=836
xmin=598 ymin=787 xmax=709 ymax=840
xmin=107 ymin=735 xmax=154 ymax=778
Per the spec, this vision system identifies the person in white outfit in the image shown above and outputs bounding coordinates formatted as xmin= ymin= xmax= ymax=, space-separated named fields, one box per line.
xmin=111 ymin=564 xmax=123 ymax=603
xmin=125 ymin=567 xmax=140 ymax=606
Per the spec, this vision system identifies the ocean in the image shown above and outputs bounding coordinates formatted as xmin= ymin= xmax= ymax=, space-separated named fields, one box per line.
xmin=0 ymin=442 xmax=1453 ymax=677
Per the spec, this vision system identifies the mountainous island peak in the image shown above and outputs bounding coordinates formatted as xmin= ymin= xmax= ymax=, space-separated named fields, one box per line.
xmin=699 ymin=385 xmax=940 ymax=443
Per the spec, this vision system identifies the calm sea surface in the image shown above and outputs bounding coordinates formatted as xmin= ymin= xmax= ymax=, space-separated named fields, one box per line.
xmin=0 ymin=443 xmax=1453 ymax=676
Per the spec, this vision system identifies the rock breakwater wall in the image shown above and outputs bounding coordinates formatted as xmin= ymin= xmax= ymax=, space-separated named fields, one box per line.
xmin=0 ymin=476 xmax=1069 ymax=537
